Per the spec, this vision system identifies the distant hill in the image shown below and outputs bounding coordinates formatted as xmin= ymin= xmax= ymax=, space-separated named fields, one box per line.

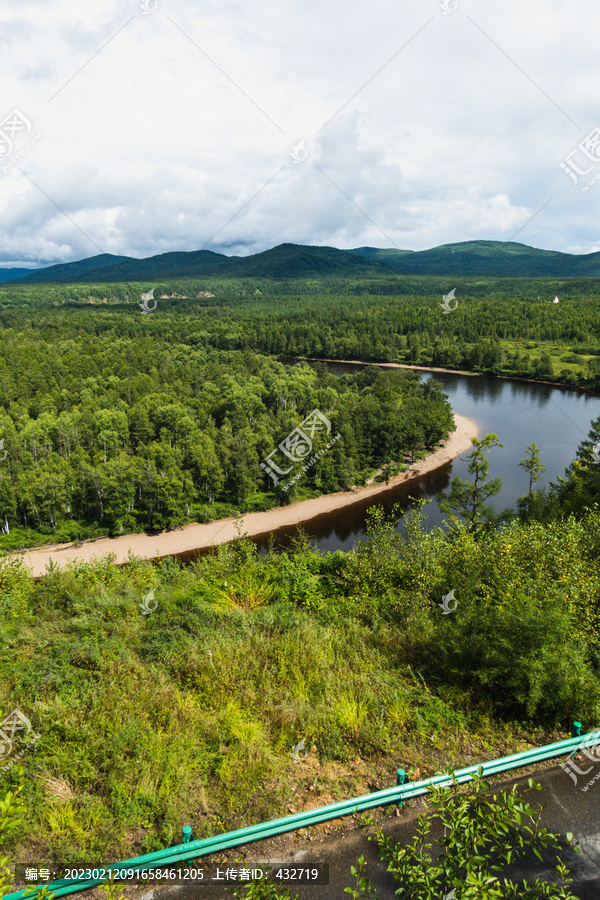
xmin=64 ymin=249 xmax=231 ymax=282
xmin=15 ymin=244 xmax=392 ymax=283
xmin=18 ymin=254 xmax=134 ymax=284
xmin=0 ymin=268 xmax=41 ymax=283
xmin=223 ymin=244 xmax=391 ymax=277
xmin=350 ymin=247 xmax=414 ymax=262
xmin=13 ymin=240 xmax=600 ymax=283
xmin=349 ymin=241 xmax=600 ymax=277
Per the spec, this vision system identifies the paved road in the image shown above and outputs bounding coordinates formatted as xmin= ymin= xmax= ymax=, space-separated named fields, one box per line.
xmin=142 ymin=764 xmax=600 ymax=899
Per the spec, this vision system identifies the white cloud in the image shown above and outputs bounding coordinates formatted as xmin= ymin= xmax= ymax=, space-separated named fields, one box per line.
xmin=0 ymin=0 xmax=598 ymax=265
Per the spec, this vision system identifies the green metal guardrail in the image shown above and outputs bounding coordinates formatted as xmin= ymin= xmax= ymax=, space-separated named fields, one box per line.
xmin=6 ymin=722 xmax=598 ymax=899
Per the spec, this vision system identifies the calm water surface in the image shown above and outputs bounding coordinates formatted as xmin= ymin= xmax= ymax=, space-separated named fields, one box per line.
xmin=253 ymin=363 xmax=600 ymax=553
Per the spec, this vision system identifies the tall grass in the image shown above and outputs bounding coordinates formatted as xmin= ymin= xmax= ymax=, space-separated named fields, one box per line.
xmin=1 ymin=506 xmax=599 ymax=862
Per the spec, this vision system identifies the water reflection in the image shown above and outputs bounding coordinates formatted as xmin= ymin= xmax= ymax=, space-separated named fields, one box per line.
xmin=183 ymin=362 xmax=600 ymax=559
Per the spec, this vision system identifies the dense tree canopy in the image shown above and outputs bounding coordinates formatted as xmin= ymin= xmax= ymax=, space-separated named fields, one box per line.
xmin=2 ymin=275 xmax=600 ymax=387
xmin=0 ymin=318 xmax=454 ymax=541
xmin=1 ymin=275 xmax=599 ymax=545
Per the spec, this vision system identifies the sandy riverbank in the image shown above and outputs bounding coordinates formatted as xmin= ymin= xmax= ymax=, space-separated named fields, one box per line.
xmin=295 ymin=356 xmax=478 ymax=377
xmin=297 ymin=355 xmax=592 ymax=393
xmin=16 ymin=413 xmax=479 ymax=577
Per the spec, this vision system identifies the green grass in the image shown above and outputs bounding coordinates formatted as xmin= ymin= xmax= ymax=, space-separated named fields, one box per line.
xmin=2 ymin=507 xmax=600 ymax=864
xmin=500 ymin=339 xmax=598 ymax=379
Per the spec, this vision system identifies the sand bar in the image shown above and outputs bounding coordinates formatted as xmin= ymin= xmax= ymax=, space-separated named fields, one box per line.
xmin=15 ymin=414 xmax=479 ymax=577
xmin=295 ymin=356 xmax=478 ymax=377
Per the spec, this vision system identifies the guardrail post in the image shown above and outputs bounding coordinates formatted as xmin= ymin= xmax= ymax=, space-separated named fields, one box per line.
xmin=396 ymin=768 xmax=409 ymax=808
xmin=182 ymin=826 xmax=193 ymax=843
xmin=572 ymin=722 xmax=584 ymax=738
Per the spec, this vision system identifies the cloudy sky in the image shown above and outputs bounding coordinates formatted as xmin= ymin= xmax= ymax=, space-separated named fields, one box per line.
xmin=0 ymin=0 xmax=599 ymax=267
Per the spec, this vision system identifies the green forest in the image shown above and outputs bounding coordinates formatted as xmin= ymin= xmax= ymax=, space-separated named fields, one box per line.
xmin=0 ymin=276 xmax=600 ymax=550
xmin=0 ymin=328 xmax=453 ymax=548
xmin=2 ymin=278 xmax=600 ymax=890
xmin=3 ymin=274 xmax=600 ymax=386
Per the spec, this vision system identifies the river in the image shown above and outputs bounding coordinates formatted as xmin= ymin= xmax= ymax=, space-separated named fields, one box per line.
xmin=254 ymin=362 xmax=600 ymax=554
xmin=19 ymin=364 xmax=600 ymax=575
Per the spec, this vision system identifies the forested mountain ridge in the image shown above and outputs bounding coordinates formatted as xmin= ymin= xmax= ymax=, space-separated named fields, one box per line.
xmin=14 ymin=244 xmax=392 ymax=283
xmin=11 ymin=240 xmax=600 ymax=283
xmin=0 ymin=267 xmax=38 ymax=283
xmin=349 ymin=241 xmax=600 ymax=277
xmin=11 ymin=253 xmax=132 ymax=283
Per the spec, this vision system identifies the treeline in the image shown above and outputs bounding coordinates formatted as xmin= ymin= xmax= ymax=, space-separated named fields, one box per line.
xmin=0 ymin=332 xmax=454 ymax=541
xmin=2 ymin=281 xmax=600 ymax=387
xmin=4 ymin=290 xmax=600 ymax=382
xmin=3 ymin=273 xmax=600 ymax=303
xmin=524 ymin=410 xmax=600 ymax=523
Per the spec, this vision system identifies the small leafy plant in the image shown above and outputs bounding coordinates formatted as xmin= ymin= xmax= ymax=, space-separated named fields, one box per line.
xmin=0 ymin=768 xmax=29 ymax=899
xmin=345 ymin=854 xmax=378 ymax=899
xmin=350 ymin=771 xmax=579 ymax=899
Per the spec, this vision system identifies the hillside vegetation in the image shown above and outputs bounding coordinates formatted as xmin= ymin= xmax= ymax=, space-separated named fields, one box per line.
xmin=11 ymin=240 xmax=600 ymax=283
xmin=2 ymin=502 xmax=600 ymax=862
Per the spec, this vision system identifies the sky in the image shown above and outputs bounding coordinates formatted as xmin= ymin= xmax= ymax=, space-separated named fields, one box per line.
xmin=0 ymin=0 xmax=599 ymax=268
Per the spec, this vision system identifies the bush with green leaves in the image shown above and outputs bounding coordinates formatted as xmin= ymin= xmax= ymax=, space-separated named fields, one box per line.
xmin=0 ymin=768 xmax=26 ymax=899
xmin=337 ymin=501 xmax=446 ymax=625
xmin=422 ymin=515 xmax=600 ymax=722
xmin=353 ymin=772 xmax=579 ymax=899
xmin=345 ymin=855 xmax=378 ymax=899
